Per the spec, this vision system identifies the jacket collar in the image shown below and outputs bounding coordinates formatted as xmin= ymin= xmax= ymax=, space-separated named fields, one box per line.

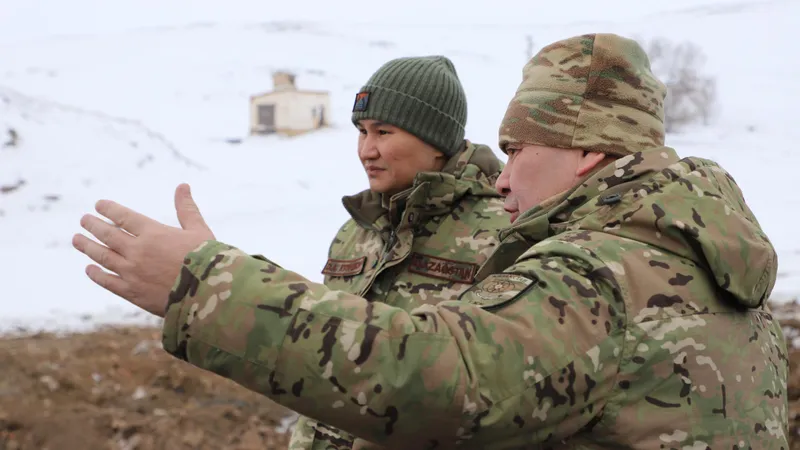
xmin=342 ymin=140 xmax=503 ymax=231
xmin=500 ymin=147 xmax=681 ymax=243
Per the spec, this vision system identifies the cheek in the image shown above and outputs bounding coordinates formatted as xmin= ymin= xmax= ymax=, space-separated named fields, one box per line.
xmin=507 ymin=159 xmax=549 ymax=208
xmin=375 ymin=145 xmax=391 ymax=163
xmin=382 ymin=147 xmax=409 ymax=174
xmin=508 ymin=162 xmax=534 ymax=194
xmin=514 ymin=158 xmax=577 ymax=208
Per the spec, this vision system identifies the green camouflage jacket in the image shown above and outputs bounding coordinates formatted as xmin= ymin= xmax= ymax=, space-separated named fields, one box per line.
xmin=161 ymin=146 xmax=788 ymax=449
xmin=292 ymin=141 xmax=509 ymax=448
xmin=320 ymin=139 xmax=507 ymax=309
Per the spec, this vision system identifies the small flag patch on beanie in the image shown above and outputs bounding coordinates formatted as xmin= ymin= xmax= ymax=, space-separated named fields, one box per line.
xmin=353 ymin=92 xmax=370 ymax=112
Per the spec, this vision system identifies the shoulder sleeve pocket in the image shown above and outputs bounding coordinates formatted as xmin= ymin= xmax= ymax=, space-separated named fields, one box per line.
xmin=457 ymin=273 xmax=536 ymax=309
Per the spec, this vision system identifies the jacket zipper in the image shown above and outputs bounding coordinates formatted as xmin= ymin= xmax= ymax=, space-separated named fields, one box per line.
xmin=358 ymin=228 xmax=398 ymax=297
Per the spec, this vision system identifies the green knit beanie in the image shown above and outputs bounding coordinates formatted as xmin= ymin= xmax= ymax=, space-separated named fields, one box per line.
xmin=351 ymin=56 xmax=467 ymax=157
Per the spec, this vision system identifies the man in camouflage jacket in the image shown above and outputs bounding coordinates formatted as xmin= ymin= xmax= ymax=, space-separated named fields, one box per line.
xmin=293 ymin=139 xmax=507 ymax=448
xmin=73 ymin=33 xmax=788 ymax=448
xmin=291 ymin=56 xmax=510 ymax=448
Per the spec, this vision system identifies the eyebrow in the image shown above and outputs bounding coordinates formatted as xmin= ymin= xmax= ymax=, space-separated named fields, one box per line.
xmin=357 ymin=121 xmax=386 ymax=129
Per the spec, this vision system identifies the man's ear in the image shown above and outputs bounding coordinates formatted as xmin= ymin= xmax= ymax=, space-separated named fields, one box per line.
xmin=433 ymin=147 xmax=448 ymax=165
xmin=576 ymin=151 xmax=608 ymax=177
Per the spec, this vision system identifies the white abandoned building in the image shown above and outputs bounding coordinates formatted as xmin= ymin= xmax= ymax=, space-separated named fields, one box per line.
xmin=249 ymin=72 xmax=330 ymax=136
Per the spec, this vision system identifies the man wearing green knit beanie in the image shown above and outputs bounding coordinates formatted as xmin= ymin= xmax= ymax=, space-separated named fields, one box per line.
xmin=349 ymin=55 xmax=476 ymax=196
xmin=287 ymin=55 xmax=511 ymax=449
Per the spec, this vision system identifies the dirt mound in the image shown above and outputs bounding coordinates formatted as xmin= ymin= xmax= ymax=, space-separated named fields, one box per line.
xmin=0 ymin=326 xmax=295 ymax=450
xmin=2 ymin=300 xmax=800 ymax=449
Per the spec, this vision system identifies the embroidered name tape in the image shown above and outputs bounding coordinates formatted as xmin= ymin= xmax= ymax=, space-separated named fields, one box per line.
xmin=460 ymin=273 xmax=534 ymax=308
xmin=322 ymin=257 xmax=366 ymax=277
xmin=408 ymin=252 xmax=477 ymax=284
xmin=353 ymin=92 xmax=370 ymax=112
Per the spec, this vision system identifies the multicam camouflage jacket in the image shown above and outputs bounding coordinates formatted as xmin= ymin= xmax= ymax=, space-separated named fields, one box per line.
xmin=161 ymin=146 xmax=789 ymax=449
xmin=291 ymin=141 xmax=509 ymax=448
xmin=320 ymin=139 xmax=508 ymax=309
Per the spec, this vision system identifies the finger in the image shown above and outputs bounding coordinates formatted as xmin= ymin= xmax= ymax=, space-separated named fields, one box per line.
xmin=85 ymin=264 xmax=131 ymax=300
xmin=79 ymin=214 xmax=133 ymax=255
xmin=95 ymin=200 xmax=153 ymax=236
xmin=72 ymin=233 xmax=128 ymax=274
xmin=174 ymin=183 xmax=210 ymax=231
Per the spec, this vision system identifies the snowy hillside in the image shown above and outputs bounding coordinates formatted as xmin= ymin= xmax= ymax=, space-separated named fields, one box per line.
xmin=1 ymin=0 xmax=798 ymax=333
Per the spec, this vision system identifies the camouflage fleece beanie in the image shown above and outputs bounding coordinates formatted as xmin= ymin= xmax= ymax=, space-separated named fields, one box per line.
xmin=351 ymin=56 xmax=467 ymax=157
xmin=498 ymin=33 xmax=667 ymax=157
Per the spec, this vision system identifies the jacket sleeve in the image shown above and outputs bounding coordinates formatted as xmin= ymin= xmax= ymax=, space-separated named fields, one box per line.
xmin=162 ymin=238 xmax=625 ymax=449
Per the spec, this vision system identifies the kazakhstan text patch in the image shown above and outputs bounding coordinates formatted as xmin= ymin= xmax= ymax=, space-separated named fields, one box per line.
xmin=460 ymin=273 xmax=534 ymax=308
xmin=408 ymin=252 xmax=477 ymax=284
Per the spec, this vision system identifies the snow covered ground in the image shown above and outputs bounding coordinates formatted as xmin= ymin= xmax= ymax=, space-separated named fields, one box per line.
xmin=1 ymin=0 xmax=797 ymax=333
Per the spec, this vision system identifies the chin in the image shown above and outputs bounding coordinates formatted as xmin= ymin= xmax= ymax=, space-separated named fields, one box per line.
xmin=368 ymin=183 xmax=388 ymax=193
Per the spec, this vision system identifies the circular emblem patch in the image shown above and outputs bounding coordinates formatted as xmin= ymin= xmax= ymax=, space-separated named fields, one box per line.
xmin=482 ymin=280 xmax=516 ymax=294
xmin=464 ymin=273 xmax=535 ymax=307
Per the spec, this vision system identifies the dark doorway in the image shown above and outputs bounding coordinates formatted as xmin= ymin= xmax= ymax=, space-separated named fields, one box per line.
xmin=257 ymin=104 xmax=276 ymax=133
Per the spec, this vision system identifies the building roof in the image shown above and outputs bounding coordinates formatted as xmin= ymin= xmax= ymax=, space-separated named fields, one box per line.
xmin=250 ymin=89 xmax=329 ymax=100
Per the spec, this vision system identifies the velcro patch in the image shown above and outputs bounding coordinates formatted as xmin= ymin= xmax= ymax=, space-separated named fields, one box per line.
xmin=322 ymin=257 xmax=366 ymax=277
xmin=460 ymin=273 xmax=534 ymax=308
xmin=408 ymin=252 xmax=477 ymax=284
xmin=353 ymin=92 xmax=370 ymax=112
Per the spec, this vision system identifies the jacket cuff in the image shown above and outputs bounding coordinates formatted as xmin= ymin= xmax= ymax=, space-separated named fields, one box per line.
xmin=161 ymin=239 xmax=229 ymax=360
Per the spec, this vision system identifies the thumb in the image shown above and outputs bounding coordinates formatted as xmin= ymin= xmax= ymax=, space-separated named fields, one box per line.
xmin=174 ymin=183 xmax=210 ymax=232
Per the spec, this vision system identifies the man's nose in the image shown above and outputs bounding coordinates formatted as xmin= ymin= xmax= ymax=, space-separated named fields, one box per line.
xmin=495 ymin=167 xmax=511 ymax=196
xmin=358 ymin=137 xmax=379 ymax=161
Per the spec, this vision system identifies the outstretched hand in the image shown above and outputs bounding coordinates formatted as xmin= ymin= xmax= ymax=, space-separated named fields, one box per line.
xmin=72 ymin=183 xmax=215 ymax=317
